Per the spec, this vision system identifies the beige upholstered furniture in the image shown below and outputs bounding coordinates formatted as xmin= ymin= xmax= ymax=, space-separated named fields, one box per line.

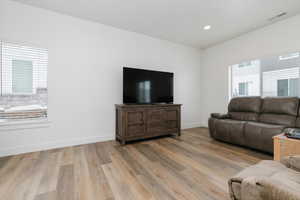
xmin=273 ymin=134 xmax=300 ymax=161
xmin=229 ymin=155 xmax=300 ymax=200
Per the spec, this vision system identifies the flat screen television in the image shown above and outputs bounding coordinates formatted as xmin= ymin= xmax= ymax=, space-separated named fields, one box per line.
xmin=123 ymin=67 xmax=174 ymax=104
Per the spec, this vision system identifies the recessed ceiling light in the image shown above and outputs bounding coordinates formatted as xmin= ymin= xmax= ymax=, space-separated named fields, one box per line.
xmin=203 ymin=25 xmax=211 ymax=30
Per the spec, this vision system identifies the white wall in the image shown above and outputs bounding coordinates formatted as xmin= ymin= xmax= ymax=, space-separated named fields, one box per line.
xmin=0 ymin=0 xmax=202 ymax=156
xmin=200 ymin=14 xmax=300 ymax=126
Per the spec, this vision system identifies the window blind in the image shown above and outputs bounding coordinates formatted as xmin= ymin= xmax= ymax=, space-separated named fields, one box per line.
xmin=0 ymin=41 xmax=48 ymax=122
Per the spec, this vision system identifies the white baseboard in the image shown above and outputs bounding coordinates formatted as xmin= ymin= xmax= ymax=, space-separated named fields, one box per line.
xmin=182 ymin=122 xmax=203 ymax=129
xmin=0 ymin=122 xmax=206 ymax=157
xmin=199 ymin=120 xmax=209 ymax=128
xmin=0 ymin=134 xmax=114 ymax=157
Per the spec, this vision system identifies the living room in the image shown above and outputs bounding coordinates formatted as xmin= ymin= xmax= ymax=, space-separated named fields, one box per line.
xmin=0 ymin=0 xmax=300 ymax=199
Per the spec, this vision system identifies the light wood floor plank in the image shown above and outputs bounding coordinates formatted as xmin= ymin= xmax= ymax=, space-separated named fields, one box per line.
xmin=37 ymin=151 xmax=63 ymax=195
xmin=84 ymin=144 xmax=114 ymax=200
xmin=57 ymin=164 xmax=74 ymax=200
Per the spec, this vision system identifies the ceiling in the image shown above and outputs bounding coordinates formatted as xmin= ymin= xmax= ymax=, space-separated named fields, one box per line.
xmin=11 ymin=0 xmax=300 ymax=49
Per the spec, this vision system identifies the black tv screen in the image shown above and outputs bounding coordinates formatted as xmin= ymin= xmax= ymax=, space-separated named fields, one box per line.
xmin=123 ymin=67 xmax=174 ymax=104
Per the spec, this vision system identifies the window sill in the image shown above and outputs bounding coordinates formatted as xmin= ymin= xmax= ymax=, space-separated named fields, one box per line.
xmin=0 ymin=119 xmax=51 ymax=131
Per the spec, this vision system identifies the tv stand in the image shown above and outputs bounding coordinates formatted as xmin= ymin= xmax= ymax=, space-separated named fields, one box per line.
xmin=115 ymin=104 xmax=181 ymax=145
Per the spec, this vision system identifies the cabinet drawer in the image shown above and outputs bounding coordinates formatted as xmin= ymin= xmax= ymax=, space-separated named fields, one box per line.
xmin=165 ymin=120 xmax=178 ymax=129
xmin=127 ymin=124 xmax=145 ymax=137
xmin=165 ymin=110 xmax=178 ymax=121
xmin=147 ymin=121 xmax=165 ymax=133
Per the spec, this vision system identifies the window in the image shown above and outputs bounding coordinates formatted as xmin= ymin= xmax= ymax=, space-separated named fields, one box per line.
xmin=277 ymin=78 xmax=299 ymax=96
xmin=230 ymin=60 xmax=260 ymax=97
xmin=277 ymin=79 xmax=289 ymax=96
xmin=238 ymin=82 xmax=249 ymax=96
xmin=0 ymin=42 xmax=48 ymax=122
xmin=289 ymin=78 xmax=299 ymax=96
xmin=230 ymin=52 xmax=300 ymax=98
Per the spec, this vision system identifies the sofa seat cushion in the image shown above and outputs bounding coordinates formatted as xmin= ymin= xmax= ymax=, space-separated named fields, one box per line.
xmin=282 ymin=155 xmax=300 ymax=172
xmin=256 ymin=175 xmax=300 ymax=200
xmin=244 ymin=122 xmax=285 ymax=153
xmin=229 ymin=160 xmax=300 ymax=200
xmin=229 ymin=112 xmax=259 ymax=121
xmin=215 ymin=119 xmax=246 ymax=145
xmin=231 ymin=160 xmax=287 ymax=182
xmin=270 ymin=168 xmax=300 ymax=191
xmin=229 ymin=160 xmax=287 ymax=200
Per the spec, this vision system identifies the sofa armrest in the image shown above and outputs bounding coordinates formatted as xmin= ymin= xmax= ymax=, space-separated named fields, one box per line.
xmin=211 ymin=113 xmax=230 ymax=119
xmin=280 ymin=155 xmax=300 ymax=172
xmin=240 ymin=177 xmax=263 ymax=200
xmin=240 ymin=176 xmax=300 ymax=200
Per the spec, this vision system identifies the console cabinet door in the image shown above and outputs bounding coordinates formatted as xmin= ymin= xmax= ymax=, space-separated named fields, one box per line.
xmin=146 ymin=109 xmax=165 ymax=134
xmin=126 ymin=110 xmax=146 ymax=137
xmin=165 ymin=109 xmax=179 ymax=131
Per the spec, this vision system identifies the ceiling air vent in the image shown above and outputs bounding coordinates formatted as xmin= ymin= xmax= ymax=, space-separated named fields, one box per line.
xmin=268 ymin=12 xmax=287 ymax=21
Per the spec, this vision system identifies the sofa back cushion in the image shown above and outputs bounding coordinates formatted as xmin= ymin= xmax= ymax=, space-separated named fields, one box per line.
xmin=228 ymin=97 xmax=262 ymax=113
xmin=228 ymin=97 xmax=261 ymax=121
xmin=261 ymin=97 xmax=299 ymax=116
xmin=259 ymin=97 xmax=299 ymax=127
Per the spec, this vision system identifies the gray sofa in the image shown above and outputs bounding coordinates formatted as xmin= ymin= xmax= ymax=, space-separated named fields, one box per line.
xmin=229 ymin=155 xmax=300 ymax=200
xmin=209 ymin=97 xmax=300 ymax=153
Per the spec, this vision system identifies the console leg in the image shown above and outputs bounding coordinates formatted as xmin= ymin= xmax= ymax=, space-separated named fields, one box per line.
xmin=121 ymin=140 xmax=126 ymax=145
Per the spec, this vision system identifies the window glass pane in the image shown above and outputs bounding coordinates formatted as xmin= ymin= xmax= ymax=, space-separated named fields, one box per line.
xmin=12 ymin=60 xmax=33 ymax=94
xmin=238 ymin=82 xmax=249 ymax=96
xmin=261 ymin=52 xmax=300 ymax=97
xmin=230 ymin=51 xmax=300 ymax=99
xmin=231 ymin=60 xmax=260 ymax=97
xmin=277 ymin=79 xmax=288 ymax=96
xmin=289 ymin=78 xmax=299 ymax=96
xmin=262 ymin=68 xmax=300 ymax=97
xmin=238 ymin=83 xmax=245 ymax=95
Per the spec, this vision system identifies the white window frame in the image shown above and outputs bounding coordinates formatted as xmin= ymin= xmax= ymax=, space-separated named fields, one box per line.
xmin=279 ymin=52 xmax=300 ymax=60
xmin=0 ymin=41 xmax=50 ymax=128
xmin=238 ymin=61 xmax=252 ymax=68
